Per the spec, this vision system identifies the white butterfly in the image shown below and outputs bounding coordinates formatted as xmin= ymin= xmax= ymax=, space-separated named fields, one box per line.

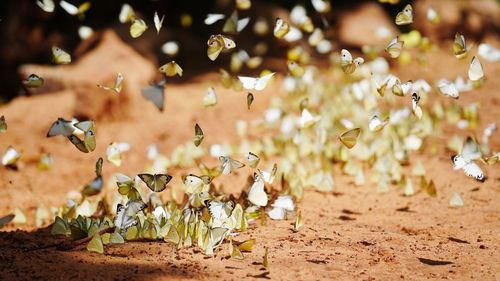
xmin=299 ymin=108 xmax=321 ymax=128
xmin=238 ymin=72 xmax=275 ymax=91
xmin=468 ymin=56 xmax=484 ymax=81
xmin=153 ymin=12 xmax=165 ymax=34
xmin=268 ymin=195 xmax=295 ymax=220
xmin=449 ymin=192 xmax=464 ymax=207
xmin=46 ymin=118 xmax=78 ymax=137
xmin=203 ymin=86 xmax=217 ymax=107
xmin=36 ymin=0 xmax=55 ymax=12
xmin=311 ymin=0 xmax=331 ymax=13
xmin=478 ymin=43 xmax=500 ymax=63
xmin=204 ymin=13 xmax=225 ymax=25
xmin=248 ymin=173 xmax=268 ymax=207
xmin=97 ymin=73 xmax=124 ymax=94
xmin=451 ymin=137 xmax=485 ymax=182
xmin=2 ymin=146 xmax=22 ymax=167
xmin=219 ymin=156 xmax=245 ymax=175
xmin=59 ymin=0 xmax=79 ymax=15
xmin=114 ymin=199 xmax=147 ymax=235
xmin=206 ymin=200 xmax=234 ymax=223
xmin=411 ymin=92 xmax=422 ymax=119
xmin=78 ymin=26 xmax=93 ymax=40
xmin=437 ymin=79 xmax=459 ymax=99
xmin=368 ymin=115 xmax=388 ymax=132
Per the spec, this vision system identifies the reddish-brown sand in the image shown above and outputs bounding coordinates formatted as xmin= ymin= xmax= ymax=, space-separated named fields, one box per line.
xmin=0 ymin=35 xmax=499 ymax=280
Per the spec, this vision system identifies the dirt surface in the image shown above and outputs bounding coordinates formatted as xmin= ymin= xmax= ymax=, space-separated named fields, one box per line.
xmin=1 ymin=34 xmax=500 ymax=281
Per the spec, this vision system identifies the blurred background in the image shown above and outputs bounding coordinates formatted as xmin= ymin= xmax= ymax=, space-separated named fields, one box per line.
xmin=0 ymin=0 xmax=498 ymax=102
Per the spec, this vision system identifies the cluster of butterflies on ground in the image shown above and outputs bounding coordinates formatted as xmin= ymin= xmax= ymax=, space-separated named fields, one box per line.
xmin=1 ymin=0 xmax=500 ymax=258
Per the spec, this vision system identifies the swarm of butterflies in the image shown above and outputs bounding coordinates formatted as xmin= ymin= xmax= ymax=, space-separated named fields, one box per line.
xmin=1 ymin=0 xmax=499 ymax=258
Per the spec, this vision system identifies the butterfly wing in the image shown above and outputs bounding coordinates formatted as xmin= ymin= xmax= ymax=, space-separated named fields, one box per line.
xmin=130 ymin=19 xmax=147 ymax=38
xmin=468 ymin=56 xmax=484 ymax=81
xmin=461 ymin=137 xmax=481 ymax=161
xmin=254 ymin=72 xmax=275 ymax=91
xmin=395 ymin=4 xmax=413 ymax=25
xmin=237 ymin=76 xmax=256 ymax=90
xmin=194 ymin=123 xmax=204 ymax=147
xmin=248 ymin=174 xmax=268 ymax=206
xmin=339 ymin=128 xmax=361 ymax=149
xmin=142 ymin=83 xmax=165 ymax=111
xmin=153 ymin=174 xmax=173 ymax=192
xmin=463 ymin=162 xmax=486 ymax=182
xmin=67 ymin=135 xmax=89 ymax=153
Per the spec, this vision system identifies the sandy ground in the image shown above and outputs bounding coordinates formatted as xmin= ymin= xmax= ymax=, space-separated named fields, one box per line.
xmin=0 ymin=37 xmax=499 ymax=280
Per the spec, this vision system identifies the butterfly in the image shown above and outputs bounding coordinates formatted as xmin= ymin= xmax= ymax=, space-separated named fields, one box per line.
xmin=52 ymin=46 xmax=71 ymax=64
xmin=22 ymin=74 xmax=44 ymax=88
xmin=37 ymin=153 xmax=53 ymax=171
xmin=194 ymin=123 xmax=204 ymax=147
xmin=449 ymin=192 xmax=464 ymax=207
xmin=153 ymin=12 xmax=165 ymax=34
xmin=299 ymin=108 xmax=321 ymax=128
xmin=183 ymin=174 xmax=210 ymax=194
xmin=248 ymin=173 xmax=268 ymax=207
xmin=368 ymin=115 xmax=388 ymax=132
xmin=437 ymin=79 xmax=459 ymax=99
xmin=385 ymin=36 xmax=404 ymax=58
xmin=161 ymin=41 xmax=179 ymax=56
xmin=204 ymin=14 xmax=225 ymax=25
xmin=268 ymin=195 xmax=294 ymax=220
xmin=66 ymin=121 xmax=96 ymax=153
xmin=59 ymin=0 xmax=91 ymax=18
xmin=219 ymin=156 xmax=245 ymax=175
xmin=130 ymin=19 xmax=147 ymax=38
xmin=207 ymin=34 xmax=236 ymax=61
xmin=114 ymin=199 xmax=147 ymax=234
xmin=340 ymin=49 xmax=364 ymax=74
xmin=119 ymin=3 xmax=136 ymax=23
xmin=247 ymin=93 xmax=254 ymax=109
xmin=203 ymin=87 xmax=217 ymax=107
xmin=411 ymin=92 xmax=422 ymax=119
xmin=287 ymin=61 xmax=305 ymax=77
xmin=78 ymin=26 xmax=93 ymax=40
xmin=97 ymin=73 xmax=124 ymax=94
xmin=426 ymin=6 xmax=440 ymax=24
xmin=259 ymin=163 xmax=277 ymax=184
xmin=453 ymin=33 xmax=470 ymax=59
xmin=238 ymin=72 xmax=275 ymax=91
xmin=273 ymin=18 xmax=290 ymax=39
xmin=222 ymin=10 xmax=250 ymax=34
xmin=395 ymin=4 xmax=413 ymax=25
xmin=236 ymin=0 xmax=251 ymax=10
xmin=2 ymin=146 xmax=22 ymax=168
xmin=0 ymin=214 xmax=15 ymax=229
xmin=392 ymin=80 xmax=412 ymax=96
xmin=0 ymin=116 xmax=7 ymax=133
xmin=36 ymin=0 xmax=55 ymax=12
xmin=206 ymin=200 xmax=235 ymax=222
xmin=468 ymin=56 xmax=484 ymax=82
xmin=159 ymin=61 xmax=183 ymax=77
xmin=142 ymin=80 xmax=166 ymax=111
xmin=308 ymin=28 xmax=324 ymax=47
xmin=246 ymin=152 xmax=260 ymax=168
xmin=138 ymin=173 xmax=173 ymax=192
xmin=339 ymin=128 xmax=361 ymax=149
xmin=451 ymin=137 xmax=486 ymax=182
xmin=106 ymin=142 xmax=123 ymax=166
xmin=478 ymin=43 xmax=500 ymax=62
xmin=311 ymin=0 xmax=331 ymax=13
xmin=81 ymin=158 xmax=103 ymax=196
xmin=86 ymin=234 xmax=104 ymax=254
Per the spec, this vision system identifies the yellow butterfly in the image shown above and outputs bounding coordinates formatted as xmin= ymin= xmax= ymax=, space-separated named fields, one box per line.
xmin=340 ymin=49 xmax=364 ymax=74
xmin=52 ymin=46 xmax=71 ymax=64
xmin=130 ymin=19 xmax=147 ymax=38
xmin=194 ymin=123 xmax=204 ymax=147
xmin=236 ymin=0 xmax=251 ymax=10
xmin=246 ymin=152 xmax=260 ymax=168
xmin=97 ymin=73 xmax=124 ymax=94
xmin=159 ymin=61 xmax=183 ymax=77
xmin=219 ymin=156 xmax=245 ymax=175
xmin=339 ymin=128 xmax=361 ymax=149
xmin=453 ymin=33 xmax=470 ymax=59
xmin=222 ymin=10 xmax=249 ymax=34
xmin=0 ymin=115 xmax=7 ymax=133
xmin=395 ymin=4 xmax=413 ymax=25
xmin=273 ymin=18 xmax=290 ymax=39
xmin=207 ymin=35 xmax=236 ymax=61
xmin=247 ymin=93 xmax=254 ymax=109
xmin=385 ymin=36 xmax=404 ymax=58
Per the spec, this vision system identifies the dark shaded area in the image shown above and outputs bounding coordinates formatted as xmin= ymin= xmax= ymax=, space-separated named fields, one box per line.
xmin=0 ymin=226 xmax=198 ymax=280
xmin=417 ymin=257 xmax=454 ymax=266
